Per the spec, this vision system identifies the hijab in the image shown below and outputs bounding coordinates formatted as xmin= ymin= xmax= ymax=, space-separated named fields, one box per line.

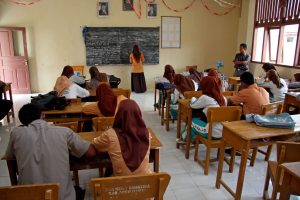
xmin=96 ymin=84 xmax=117 ymax=116
xmin=163 ymin=65 xmax=175 ymax=83
xmin=208 ymin=68 xmax=222 ymax=89
xmin=173 ymin=74 xmax=195 ymax=94
xmin=61 ymin=65 xmax=74 ymax=78
xmin=267 ymin=69 xmax=283 ymax=89
xmin=188 ymin=68 xmax=203 ymax=84
xmin=89 ymin=66 xmax=108 ymax=82
xmin=113 ymin=99 xmax=149 ymax=172
xmin=201 ymin=76 xmax=225 ymax=106
xmin=54 ymin=75 xmax=71 ymax=97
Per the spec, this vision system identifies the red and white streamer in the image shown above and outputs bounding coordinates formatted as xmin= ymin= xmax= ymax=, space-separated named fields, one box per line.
xmin=161 ymin=0 xmax=197 ymax=12
xmin=8 ymin=0 xmax=40 ymax=6
xmin=201 ymin=0 xmax=240 ymax=16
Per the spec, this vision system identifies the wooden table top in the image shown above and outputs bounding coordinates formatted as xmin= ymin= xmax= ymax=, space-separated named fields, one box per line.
xmin=222 ymin=115 xmax=300 ymax=141
xmin=42 ymin=102 xmax=85 ymax=115
xmin=286 ymin=92 xmax=300 ymax=98
xmin=281 ymin=162 xmax=300 ymax=181
xmin=79 ymin=128 xmax=162 ymax=149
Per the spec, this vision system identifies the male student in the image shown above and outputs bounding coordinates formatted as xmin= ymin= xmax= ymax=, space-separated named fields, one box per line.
xmin=228 ymin=72 xmax=269 ymax=115
xmin=233 ymin=43 xmax=251 ymax=77
xmin=5 ymin=103 xmax=96 ymax=200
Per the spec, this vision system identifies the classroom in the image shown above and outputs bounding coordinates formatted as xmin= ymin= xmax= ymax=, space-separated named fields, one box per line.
xmin=0 ymin=0 xmax=300 ymax=200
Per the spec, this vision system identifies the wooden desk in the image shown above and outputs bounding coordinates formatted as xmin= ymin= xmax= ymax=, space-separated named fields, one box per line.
xmin=283 ymin=92 xmax=300 ymax=114
xmin=2 ymin=83 xmax=14 ymax=122
xmin=176 ymin=99 xmax=192 ymax=159
xmin=279 ymin=162 xmax=300 ymax=200
xmin=215 ymin=115 xmax=300 ymax=200
xmin=228 ymin=77 xmax=240 ymax=92
xmin=3 ymin=128 xmax=162 ymax=186
xmin=88 ymin=88 xmax=131 ymax=99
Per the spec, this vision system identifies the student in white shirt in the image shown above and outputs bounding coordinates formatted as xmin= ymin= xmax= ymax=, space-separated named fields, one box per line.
xmin=61 ymin=65 xmax=86 ymax=87
xmin=260 ymin=69 xmax=288 ymax=102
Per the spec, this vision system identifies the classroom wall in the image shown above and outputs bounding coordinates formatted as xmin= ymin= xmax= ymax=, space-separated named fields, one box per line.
xmin=0 ymin=0 xmax=241 ymax=93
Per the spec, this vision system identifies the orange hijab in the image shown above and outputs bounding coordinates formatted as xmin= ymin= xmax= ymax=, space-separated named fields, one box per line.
xmin=173 ymin=74 xmax=195 ymax=94
xmin=201 ymin=76 xmax=225 ymax=106
xmin=96 ymin=84 xmax=117 ymax=116
xmin=208 ymin=68 xmax=222 ymax=89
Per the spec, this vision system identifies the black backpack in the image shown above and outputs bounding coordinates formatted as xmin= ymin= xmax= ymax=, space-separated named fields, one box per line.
xmin=31 ymin=91 xmax=69 ymax=110
xmin=109 ymin=75 xmax=121 ymax=88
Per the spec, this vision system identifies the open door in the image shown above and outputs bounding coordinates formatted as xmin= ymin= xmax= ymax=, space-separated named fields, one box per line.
xmin=0 ymin=27 xmax=31 ymax=94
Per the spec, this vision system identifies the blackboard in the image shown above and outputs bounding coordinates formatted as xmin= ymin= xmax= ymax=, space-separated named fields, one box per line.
xmin=84 ymin=27 xmax=160 ymax=65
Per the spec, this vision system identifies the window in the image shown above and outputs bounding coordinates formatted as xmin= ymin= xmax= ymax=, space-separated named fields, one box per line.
xmin=252 ymin=0 xmax=300 ymax=67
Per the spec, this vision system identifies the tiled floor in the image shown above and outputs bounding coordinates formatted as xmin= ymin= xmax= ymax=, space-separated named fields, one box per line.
xmin=0 ymin=92 xmax=299 ymax=200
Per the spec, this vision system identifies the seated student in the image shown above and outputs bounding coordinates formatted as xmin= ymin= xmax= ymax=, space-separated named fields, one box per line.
xmin=86 ymin=66 xmax=108 ymax=90
xmin=5 ymin=104 xmax=96 ymax=200
xmin=258 ymin=63 xmax=277 ymax=83
xmin=61 ymin=65 xmax=86 ymax=87
xmin=188 ymin=76 xmax=227 ymax=141
xmin=0 ymin=81 xmax=13 ymax=121
xmin=163 ymin=64 xmax=175 ymax=83
xmin=92 ymin=99 xmax=151 ymax=176
xmin=82 ymin=83 xmax=127 ymax=116
xmin=228 ymin=72 xmax=269 ymax=115
xmin=188 ymin=67 xmax=203 ymax=86
xmin=54 ymin=75 xmax=89 ymax=99
xmin=260 ymin=69 xmax=287 ymax=102
xmin=208 ymin=68 xmax=225 ymax=92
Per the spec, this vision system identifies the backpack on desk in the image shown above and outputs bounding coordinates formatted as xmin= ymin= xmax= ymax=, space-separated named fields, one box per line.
xmin=31 ymin=91 xmax=69 ymax=110
xmin=109 ymin=75 xmax=121 ymax=88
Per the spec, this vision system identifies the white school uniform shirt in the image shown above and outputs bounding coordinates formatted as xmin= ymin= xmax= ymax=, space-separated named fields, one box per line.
xmin=190 ymin=95 xmax=227 ymax=138
xmin=5 ymin=119 xmax=90 ymax=200
xmin=261 ymin=78 xmax=288 ymax=101
xmin=69 ymin=74 xmax=86 ymax=85
xmin=63 ymin=83 xmax=90 ymax=99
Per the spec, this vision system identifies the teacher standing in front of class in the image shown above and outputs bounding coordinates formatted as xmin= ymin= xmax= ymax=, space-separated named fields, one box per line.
xmin=130 ymin=45 xmax=147 ymax=93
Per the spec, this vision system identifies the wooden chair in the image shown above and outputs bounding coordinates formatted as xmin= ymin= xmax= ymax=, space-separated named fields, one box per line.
xmin=183 ymin=91 xmax=202 ymax=99
xmin=112 ymin=88 xmax=131 ymax=99
xmin=92 ymin=116 xmax=115 ymax=131
xmin=54 ymin=122 xmax=79 ymax=132
xmin=69 ymin=98 xmax=81 ymax=104
xmin=0 ymin=183 xmax=59 ymax=200
xmin=71 ymin=65 xmax=85 ymax=77
xmin=222 ymin=91 xmax=237 ymax=97
xmin=186 ymin=65 xmax=197 ymax=71
xmin=250 ymin=101 xmax=284 ymax=167
xmin=263 ymin=142 xmax=300 ymax=200
xmin=194 ymin=106 xmax=242 ymax=175
xmin=89 ymin=172 xmax=171 ymax=200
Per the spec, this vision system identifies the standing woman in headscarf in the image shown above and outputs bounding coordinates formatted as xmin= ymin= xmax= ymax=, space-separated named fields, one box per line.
xmin=208 ymin=68 xmax=224 ymax=91
xmin=92 ymin=99 xmax=151 ymax=176
xmin=61 ymin=65 xmax=86 ymax=88
xmin=86 ymin=66 xmax=108 ymax=90
xmin=189 ymin=76 xmax=227 ymax=141
xmin=130 ymin=45 xmax=146 ymax=93
xmin=82 ymin=84 xmax=127 ymax=116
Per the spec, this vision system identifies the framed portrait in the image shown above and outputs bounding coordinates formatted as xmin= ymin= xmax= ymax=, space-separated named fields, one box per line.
xmin=161 ymin=16 xmax=181 ymax=48
xmin=123 ymin=0 xmax=133 ymax=11
xmin=147 ymin=3 xmax=157 ymax=18
xmin=98 ymin=0 xmax=109 ymax=17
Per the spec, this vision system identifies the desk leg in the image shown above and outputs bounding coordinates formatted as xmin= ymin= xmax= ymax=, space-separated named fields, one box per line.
xmin=154 ymin=149 xmax=159 ymax=173
xmin=176 ymin=103 xmax=182 ymax=149
xmin=235 ymin=143 xmax=250 ymax=200
xmin=8 ymin=85 xmax=14 ymax=118
xmin=165 ymin=94 xmax=170 ymax=131
xmin=216 ymin=139 xmax=226 ymax=189
xmin=6 ymin=160 xmax=18 ymax=185
xmin=185 ymin=108 xmax=191 ymax=159
xmin=161 ymin=96 xmax=165 ymax=126
xmin=279 ymin=173 xmax=291 ymax=200
xmin=154 ymin=87 xmax=157 ymax=111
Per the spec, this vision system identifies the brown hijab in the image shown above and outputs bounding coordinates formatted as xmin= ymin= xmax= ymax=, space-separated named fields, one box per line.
xmin=96 ymin=84 xmax=117 ymax=116
xmin=113 ymin=99 xmax=149 ymax=172
xmin=201 ymin=76 xmax=225 ymax=106
xmin=54 ymin=75 xmax=71 ymax=97
xmin=61 ymin=65 xmax=74 ymax=78
xmin=163 ymin=64 xmax=175 ymax=83
xmin=173 ymin=74 xmax=195 ymax=94
xmin=188 ymin=68 xmax=203 ymax=84
xmin=267 ymin=69 xmax=283 ymax=89
xmin=208 ymin=68 xmax=222 ymax=89
xmin=89 ymin=66 xmax=108 ymax=82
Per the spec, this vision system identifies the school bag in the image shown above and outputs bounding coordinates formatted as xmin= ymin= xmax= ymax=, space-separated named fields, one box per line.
xmin=109 ymin=75 xmax=121 ymax=88
xmin=31 ymin=91 xmax=69 ymax=110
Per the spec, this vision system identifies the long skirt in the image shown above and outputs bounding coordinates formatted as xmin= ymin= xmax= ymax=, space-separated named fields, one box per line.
xmin=131 ymin=72 xmax=147 ymax=93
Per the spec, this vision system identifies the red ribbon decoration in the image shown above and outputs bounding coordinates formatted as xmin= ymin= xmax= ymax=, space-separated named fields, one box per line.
xmin=9 ymin=0 xmax=40 ymax=6
xmin=128 ymin=0 xmax=142 ymax=18
xmin=200 ymin=0 xmax=240 ymax=16
xmin=161 ymin=0 xmax=197 ymax=12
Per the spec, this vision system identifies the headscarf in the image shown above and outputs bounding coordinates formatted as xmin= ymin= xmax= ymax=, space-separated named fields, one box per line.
xmin=267 ymin=69 xmax=283 ymax=89
xmin=61 ymin=65 xmax=74 ymax=78
xmin=54 ymin=75 xmax=71 ymax=97
xmin=188 ymin=68 xmax=203 ymax=84
xmin=89 ymin=66 xmax=108 ymax=82
xmin=96 ymin=84 xmax=117 ymax=116
xmin=262 ymin=63 xmax=276 ymax=72
xmin=113 ymin=99 xmax=149 ymax=172
xmin=201 ymin=76 xmax=225 ymax=106
xmin=173 ymin=74 xmax=195 ymax=94
xmin=163 ymin=64 xmax=175 ymax=83
xmin=208 ymin=68 xmax=222 ymax=89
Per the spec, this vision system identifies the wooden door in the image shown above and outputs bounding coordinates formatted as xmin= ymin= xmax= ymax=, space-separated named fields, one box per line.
xmin=0 ymin=27 xmax=31 ymax=94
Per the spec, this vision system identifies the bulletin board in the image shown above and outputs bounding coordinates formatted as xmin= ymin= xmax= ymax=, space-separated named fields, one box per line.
xmin=161 ymin=16 xmax=181 ymax=48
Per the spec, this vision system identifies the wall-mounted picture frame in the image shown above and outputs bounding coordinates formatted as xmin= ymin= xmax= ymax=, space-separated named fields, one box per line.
xmin=161 ymin=16 xmax=181 ymax=48
xmin=147 ymin=3 xmax=157 ymax=18
xmin=98 ymin=0 xmax=109 ymax=17
xmin=123 ymin=0 xmax=134 ymax=11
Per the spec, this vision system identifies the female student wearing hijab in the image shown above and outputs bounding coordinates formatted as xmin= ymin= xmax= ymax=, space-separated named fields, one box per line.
xmin=163 ymin=64 xmax=176 ymax=83
xmin=61 ymin=65 xmax=86 ymax=87
xmin=208 ymin=68 xmax=224 ymax=91
xmin=86 ymin=66 xmax=108 ymax=90
xmin=172 ymin=74 xmax=196 ymax=103
xmin=188 ymin=76 xmax=227 ymax=141
xmin=82 ymin=84 xmax=127 ymax=116
xmin=92 ymin=99 xmax=151 ymax=176
xmin=130 ymin=45 xmax=146 ymax=93
xmin=54 ymin=75 xmax=89 ymax=99
xmin=188 ymin=68 xmax=203 ymax=85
